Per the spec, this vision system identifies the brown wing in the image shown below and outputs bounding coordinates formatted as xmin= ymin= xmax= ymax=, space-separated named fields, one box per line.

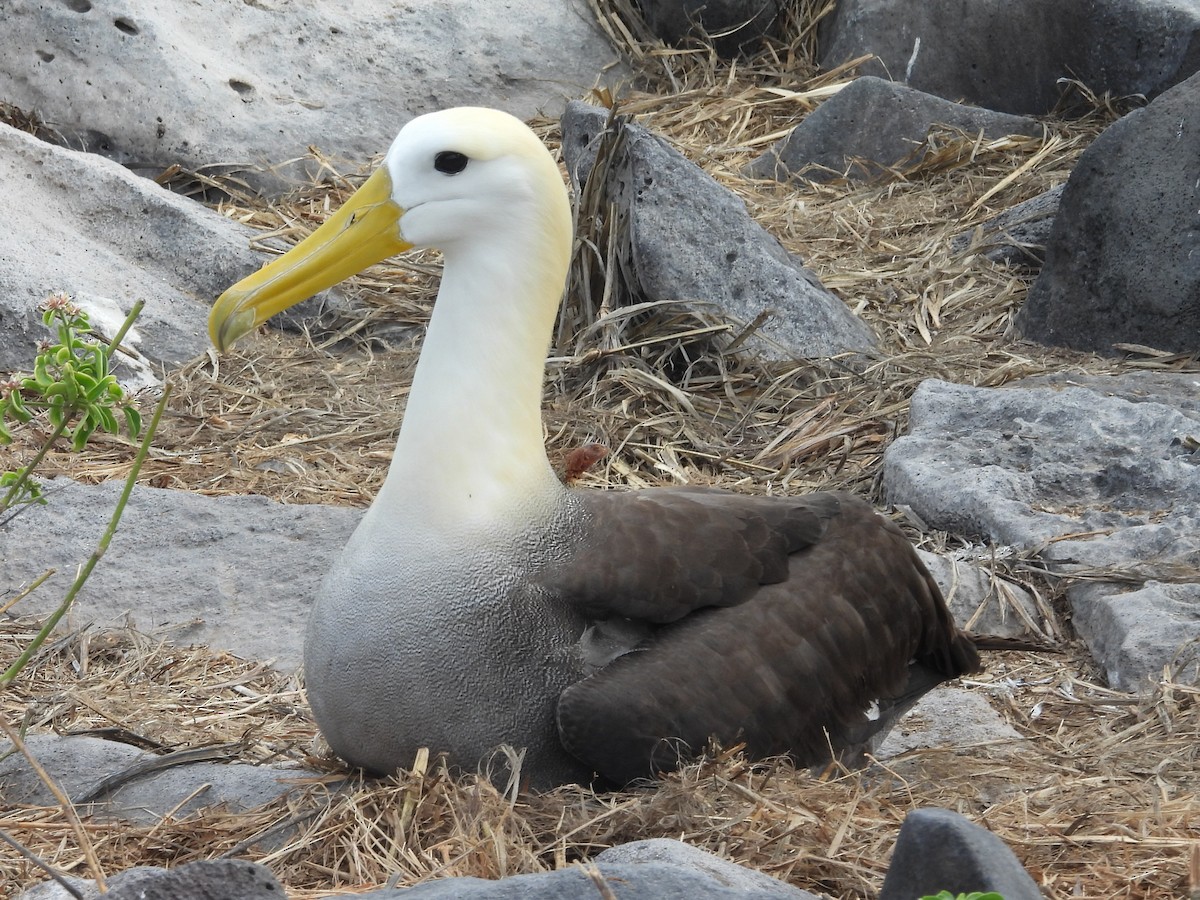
xmin=553 ymin=490 xmax=981 ymax=785
xmin=542 ymin=486 xmax=831 ymax=623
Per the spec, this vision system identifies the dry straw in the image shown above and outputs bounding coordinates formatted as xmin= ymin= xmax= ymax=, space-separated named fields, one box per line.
xmin=3 ymin=2 xmax=1199 ymax=897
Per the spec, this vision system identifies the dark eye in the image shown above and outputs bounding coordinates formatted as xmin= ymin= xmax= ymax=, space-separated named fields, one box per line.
xmin=434 ymin=151 xmax=468 ymax=174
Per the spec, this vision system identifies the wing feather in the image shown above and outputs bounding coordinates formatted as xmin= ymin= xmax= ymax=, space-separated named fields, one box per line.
xmin=554 ymin=490 xmax=981 ymax=784
xmin=542 ymin=487 xmax=831 ymax=622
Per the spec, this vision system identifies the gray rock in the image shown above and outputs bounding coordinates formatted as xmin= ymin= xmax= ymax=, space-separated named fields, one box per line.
xmin=17 ymin=861 xmax=283 ymax=900
xmin=819 ymin=0 xmax=1200 ymax=115
xmin=107 ymin=860 xmax=284 ymax=900
xmin=0 ymin=734 xmax=312 ymax=824
xmin=884 ymin=378 xmax=1200 ymax=556
xmin=342 ymin=860 xmax=817 ymax=899
xmin=560 ymin=102 xmax=878 ymax=360
xmin=595 ymin=839 xmax=807 ymax=897
xmin=0 ymin=0 xmax=622 ymax=192
xmin=950 ymin=184 xmax=1064 ymax=268
xmin=884 ymin=376 xmax=1200 ymax=689
xmin=1072 ymin=581 xmax=1200 ymax=690
xmin=1014 ymin=370 xmax=1200 ymax=417
xmin=638 ymin=0 xmax=783 ymax=56
xmin=880 ymin=807 xmax=1043 ymax=900
xmin=17 ymin=867 xmax=164 ymax=900
xmin=916 ymin=550 xmax=1048 ymax=640
xmin=0 ymin=121 xmax=346 ymax=376
xmin=876 ymin=687 xmax=1026 ymax=759
xmin=0 ymin=480 xmax=361 ymax=670
xmin=745 ymin=77 xmax=1040 ymax=183
xmin=1 ymin=734 xmax=145 ymax=806
xmin=1017 ymin=72 xmax=1200 ymax=354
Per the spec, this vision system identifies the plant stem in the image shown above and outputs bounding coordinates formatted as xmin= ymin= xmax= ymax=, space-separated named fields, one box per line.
xmin=104 ymin=299 xmax=145 ymax=354
xmin=0 ymin=569 xmax=55 ymax=616
xmin=0 ymin=385 xmax=171 ymax=688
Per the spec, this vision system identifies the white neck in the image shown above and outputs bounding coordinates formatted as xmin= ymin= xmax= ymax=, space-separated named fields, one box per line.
xmin=374 ymin=230 xmax=568 ymax=531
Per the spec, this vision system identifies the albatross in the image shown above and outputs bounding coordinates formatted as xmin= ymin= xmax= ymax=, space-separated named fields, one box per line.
xmin=208 ymin=107 xmax=981 ymax=788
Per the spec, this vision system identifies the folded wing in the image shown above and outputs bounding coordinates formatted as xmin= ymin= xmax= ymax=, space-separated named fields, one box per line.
xmin=549 ymin=490 xmax=981 ymax=784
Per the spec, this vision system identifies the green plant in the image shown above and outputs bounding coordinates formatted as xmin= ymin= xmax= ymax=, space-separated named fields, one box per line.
xmin=0 ymin=294 xmax=144 ymax=511
xmin=0 ymin=293 xmax=168 ymax=688
xmin=920 ymin=892 xmax=1005 ymax=900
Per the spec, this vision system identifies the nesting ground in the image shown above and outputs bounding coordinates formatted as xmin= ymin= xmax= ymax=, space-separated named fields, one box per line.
xmin=3 ymin=3 xmax=1200 ymax=898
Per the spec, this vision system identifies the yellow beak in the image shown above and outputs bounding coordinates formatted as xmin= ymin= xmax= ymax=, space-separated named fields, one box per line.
xmin=208 ymin=167 xmax=413 ymax=350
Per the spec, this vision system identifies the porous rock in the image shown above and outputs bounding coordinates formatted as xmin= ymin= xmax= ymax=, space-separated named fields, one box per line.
xmin=17 ymin=868 xmax=163 ymax=900
xmin=884 ymin=375 xmax=1200 ymax=689
xmin=916 ymin=550 xmax=1048 ymax=640
xmin=560 ymin=101 xmax=877 ymax=360
xmin=340 ymin=855 xmax=817 ymax=898
xmin=16 ymin=860 xmax=284 ymax=900
xmin=745 ymin=77 xmax=1040 ymax=183
xmin=1017 ymin=72 xmax=1200 ymax=354
xmin=638 ymin=0 xmax=783 ymax=56
xmin=0 ymin=121 xmax=345 ymax=376
xmin=877 ymin=687 xmax=1025 ymax=759
xmin=0 ymin=0 xmax=622 ymax=192
xmin=1071 ymin=580 xmax=1200 ymax=690
xmin=0 ymin=479 xmax=361 ymax=670
xmin=879 ymin=807 xmax=1042 ymax=900
xmin=950 ymin=184 xmax=1064 ymax=268
xmin=594 ymin=839 xmax=806 ymax=897
xmin=0 ymin=735 xmax=312 ymax=825
xmin=819 ymin=0 xmax=1200 ymax=115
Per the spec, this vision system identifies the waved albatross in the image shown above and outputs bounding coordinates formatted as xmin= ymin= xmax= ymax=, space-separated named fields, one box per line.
xmin=208 ymin=107 xmax=982 ymax=788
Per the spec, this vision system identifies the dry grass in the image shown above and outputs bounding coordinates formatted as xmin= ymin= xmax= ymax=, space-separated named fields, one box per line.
xmin=4 ymin=2 xmax=1200 ymax=898
xmin=3 ymin=625 xmax=1199 ymax=898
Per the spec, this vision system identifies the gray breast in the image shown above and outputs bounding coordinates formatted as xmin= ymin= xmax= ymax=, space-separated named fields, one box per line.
xmin=303 ymin=505 xmax=593 ymax=789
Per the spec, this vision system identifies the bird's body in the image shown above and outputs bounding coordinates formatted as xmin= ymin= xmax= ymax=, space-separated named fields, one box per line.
xmin=209 ymin=107 xmax=980 ymax=788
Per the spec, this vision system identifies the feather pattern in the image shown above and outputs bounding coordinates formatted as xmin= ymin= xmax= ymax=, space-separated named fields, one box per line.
xmin=553 ymin=491 xmax=981 ymax=784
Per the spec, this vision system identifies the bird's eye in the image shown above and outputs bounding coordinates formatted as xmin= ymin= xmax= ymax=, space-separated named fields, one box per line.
xmin=434 ymin=151 xmax=469 ymax=175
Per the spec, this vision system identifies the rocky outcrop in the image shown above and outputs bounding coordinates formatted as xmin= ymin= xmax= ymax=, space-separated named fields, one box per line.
xmin=819 ymin=0 xmax=1200 ymax=115
xmin=746 ymin=77 xmax=1041 ymax=183
xmin=18 ymin=860 xmax=284 ymax=900
xmin=884 ymin=374 xmax=1200 ymax=690
xmin=1017 ymin=72 xmax=1200 ymax=354
xmin=0 ymin=480 xmax=360 ymax=671
xmin=0 ymin=0 xmax=622 ymax=192
xmin=951 ymin=185 xmax=1064 ymax=268
xmin=351 ymin=841 xmax=818 ymax=898
xmin=880 ymin=808 xmax=1043 ymax=900
xmin=0 ymin=734 xmax=313 ymax=825
xmin=561 ymin=102 xmax=878 ymax=359
xmin=0 ymin=122 xmax=347 ymax=376
xmin=16 ymin=815 xmax=1043 ymax=899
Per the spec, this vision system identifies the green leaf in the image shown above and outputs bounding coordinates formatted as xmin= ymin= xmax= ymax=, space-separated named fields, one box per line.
xmin=31 ymin=358 xmax=53 ymax=389
xmin=47 ymin=401 xmax=65 ymax=431
xmin=121 ymin=405 xmax=142 ymax=438
xmin=70 ymin=417 xmax=96 ymax=451
xmin=6 ymin=391 xmax=33 ymax=424
xmin=74 ymin=369 xmax=98 ymax=392
xmin=94 ymin=405 xmax=119 ymax=435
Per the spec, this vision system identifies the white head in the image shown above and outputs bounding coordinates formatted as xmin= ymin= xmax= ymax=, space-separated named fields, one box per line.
xmin=209 ymin=107 xmax=572 ymax=350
